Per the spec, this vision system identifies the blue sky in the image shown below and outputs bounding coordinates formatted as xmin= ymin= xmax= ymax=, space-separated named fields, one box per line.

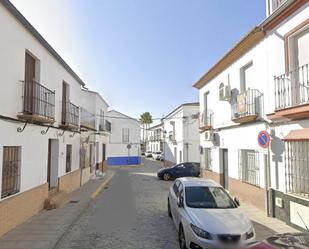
xmin=11 ymin=0 xmax=265 ymax=120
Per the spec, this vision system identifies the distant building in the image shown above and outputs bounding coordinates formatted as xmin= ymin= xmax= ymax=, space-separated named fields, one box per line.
xmin=146 ymin=123 xmax=164 ymax=152
xmin=106 ymin=110 xmax=141 ymax=165
xmin=162 ymin=103 xmax=200 ymax=166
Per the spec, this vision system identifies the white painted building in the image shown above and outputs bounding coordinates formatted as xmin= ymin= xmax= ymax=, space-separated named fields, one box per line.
xmin=0 ymin=0 xmax=113 ymax=236
xmin=106 ymin=110 xmax=141 ymax=165
xmin=79 ymin=89 xmax=111 ymax=184
xmin=194 ymin=0 xmax=309 ymax=230
xmin=146 ymin=123 xmax=164 ymax=153
xmin=162 ymin=103 xmax=200 ymax=166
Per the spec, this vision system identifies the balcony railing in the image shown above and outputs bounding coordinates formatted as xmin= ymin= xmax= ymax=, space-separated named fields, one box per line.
xmin=275 ymin=63 xmax=309 ymax=110
xmin=61 ymin=101 xmax=79 ymax=128
xmin=19 ymin=80 xmax=55 ymax=123
xmin=232 ymin=89 xmax=263 ymax=123
xmin=105 ymin=120 xmax=111 ymax=132
xmin=199 ymin=110 xmax=214 ymax=130
xmin=80 ymin=108 xmax=95 ymax=130
xmin=99 ymin=120 xmax=111 ymax=132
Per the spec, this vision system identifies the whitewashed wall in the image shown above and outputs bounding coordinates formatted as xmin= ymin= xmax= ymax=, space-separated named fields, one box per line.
xmin=198 ymin=3 xmax=309 ymax=193
xmin=0 ymin=3 xmax=83 ymax=199
xmin=106 ymin=110 xmax=141 ymax=158
xmin=163 ymin=105 xmax=200 ymax=164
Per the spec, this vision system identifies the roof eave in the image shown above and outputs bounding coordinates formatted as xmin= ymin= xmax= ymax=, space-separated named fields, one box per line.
xmin=1 ymin=0 xmax=86 ymax=86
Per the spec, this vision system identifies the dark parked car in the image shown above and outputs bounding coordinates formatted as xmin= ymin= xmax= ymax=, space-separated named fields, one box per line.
xmin=157 ymin=162 xmax=200 ymax=180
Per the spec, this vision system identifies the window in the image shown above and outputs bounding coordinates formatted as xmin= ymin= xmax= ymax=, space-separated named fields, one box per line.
xmin=185 ymin=186 xmax=236 ymax=209
xmin=99 ymin=110 xmax=104 ymax=130
xmin=238 ymin=149 xmax=260 ymax=186
xmin=203 ymin=92 xmax=209 ymax=111
xmin=2 ymin=147 xmax=21 ymax=198
xmin=122 ymin=128 xmax=129 ymax=143
xmin=240 ymin=62 xmax=253 ymax=92
xmin=177 ymin=182 xmax=183 ymax=198
xmin=203 ymin=148 xmax=212 ymax=170
xmin=268 ymin=0 xmax=287 ymax=16
xmin=173 ymin=180 xmax=180 ymax=195
xmin=286 ymin=141 xmax=309 ymax=199
xmin=66 ymin=145 xmax=72 ymax=173
xmin=288 ymin=24 xmax=309 ymax=70
xmin=80 ymin=146 xmax=86 ymax=169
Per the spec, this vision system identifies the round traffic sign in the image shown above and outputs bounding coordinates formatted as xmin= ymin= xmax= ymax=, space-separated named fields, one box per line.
xmin=127 ymin=144 xmax=132 ymax=149
xmin=258 ymin=130 xmax=270 ymax=148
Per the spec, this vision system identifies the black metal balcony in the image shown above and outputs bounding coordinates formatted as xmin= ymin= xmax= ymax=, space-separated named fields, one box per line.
xmin=275 ymin=63 xmax=309 ymax=110
xmin=80 ymin=108 xmax=95 ymax=130
xmin=99 ymin=120 xmax=111 ymax=133
xmin=232 ymin=89 xmax=263 ymax=124
xmin=105 ymin=120 xmax=111 ymax=132
xmin=18 ymin=80 xmax=55 ymax=123
xmin=61 ymin=101 xmax=79 ymax=129
xmin=199 ymin=110 xmax=214 ymax=130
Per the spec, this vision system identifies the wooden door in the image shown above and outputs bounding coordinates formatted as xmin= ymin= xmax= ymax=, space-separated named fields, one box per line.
xmin=24 ymin=52 xmax=36 ymax=113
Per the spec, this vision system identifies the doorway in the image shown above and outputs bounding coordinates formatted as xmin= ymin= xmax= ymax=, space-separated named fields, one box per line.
xmin=220 ymin=148 xmax=229 ymax=189
xmin=24 ymin=52 xmax=36 ymax=114
xmin=47 ymin=139 xmax=59 ymax=189
xmin=102 ymin=144 xmax=106 ymax=161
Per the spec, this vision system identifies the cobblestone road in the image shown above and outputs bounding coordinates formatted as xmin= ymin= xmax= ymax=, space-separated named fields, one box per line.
xmin=56 ymin=159 xmax=179 ymax=249
xmin=56 ymin=159 xmax=280 ymax=249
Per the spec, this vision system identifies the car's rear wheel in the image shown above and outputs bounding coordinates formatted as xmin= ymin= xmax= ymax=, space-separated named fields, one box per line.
xmin=178 ymin=225 xmax=187 ymax=249
xmin=167 ymin=199 xmax=172 ymax=218
xmin=163 ymin=173 xmax=171 ymax=181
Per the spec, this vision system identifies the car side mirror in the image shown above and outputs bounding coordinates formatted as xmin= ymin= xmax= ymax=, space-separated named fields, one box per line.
xmin=177 ymin=197 xmax=184 ymax=208
xmin=234 ymin=197 xmax=240 ymax=206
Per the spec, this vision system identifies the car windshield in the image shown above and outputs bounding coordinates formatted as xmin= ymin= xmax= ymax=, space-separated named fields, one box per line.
xmin=185 ymin=186 xmax=236 ymax=209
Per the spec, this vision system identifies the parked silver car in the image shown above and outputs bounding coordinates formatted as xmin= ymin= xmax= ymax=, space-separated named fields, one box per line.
xmin=168 ymin=177 xmax=255 ymax=249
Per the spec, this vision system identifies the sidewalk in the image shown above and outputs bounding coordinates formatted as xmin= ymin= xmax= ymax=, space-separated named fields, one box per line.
xmin=240 ymin=202 xmax=299 ymax=241
xmin=0 ymin=171 xmax=115 ymax=249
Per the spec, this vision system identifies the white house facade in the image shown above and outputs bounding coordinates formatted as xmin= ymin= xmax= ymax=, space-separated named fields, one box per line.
xmin=79 ymin=89 xmax=111 ymax=184
xmin=106 ymin=110 xmax=141 ymax=165
xmin=146 ymin=123 xmax=164 ymax=153
xmin=0 ymin=0 xmax=114 ymax=236
xmin=162 ymin=103 xmax=200 ymax=166
xmin=194 ymin=0 xmax=309 ymax=230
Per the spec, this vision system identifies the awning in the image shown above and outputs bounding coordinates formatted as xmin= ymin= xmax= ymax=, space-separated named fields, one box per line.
xmin=283 ymin=128 xmax=309 ymax=141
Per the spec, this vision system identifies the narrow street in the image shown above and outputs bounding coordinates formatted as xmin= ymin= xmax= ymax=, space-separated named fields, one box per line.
xmin=55 ymin=159 xmax=282 ymax=249
xmin=55 ymin=159 xmax=179 ymax=249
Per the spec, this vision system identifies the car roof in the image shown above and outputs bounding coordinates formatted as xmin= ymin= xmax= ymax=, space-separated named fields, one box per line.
xmin=177 ymin=177 xmax=221 ymax=188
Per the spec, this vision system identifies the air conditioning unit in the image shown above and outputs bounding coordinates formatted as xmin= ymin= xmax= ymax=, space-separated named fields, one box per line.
xmin=219 ymin=84 xmax=231 ymax=101
xmin=204 ymin=130 xmax=214 ymax=141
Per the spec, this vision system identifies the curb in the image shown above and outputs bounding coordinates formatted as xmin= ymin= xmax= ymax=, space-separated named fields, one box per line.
xmin=91 ymin=171 xmax=115 ymax=199
xmin=108 ymin=163 xmax=144 ymax=169
xmin=53 ymin=171 xmax=116 ymax=249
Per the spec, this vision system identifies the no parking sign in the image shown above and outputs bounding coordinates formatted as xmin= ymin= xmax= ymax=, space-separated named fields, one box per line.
xmin=258 ymin=130 xmax=270 ymax=148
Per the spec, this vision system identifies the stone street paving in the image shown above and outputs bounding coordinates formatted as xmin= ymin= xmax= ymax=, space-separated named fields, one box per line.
xmin=55 ymin=159 xmax=179 ymax=249
xmin=55 ymin=159 xmax=286 ymax=249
